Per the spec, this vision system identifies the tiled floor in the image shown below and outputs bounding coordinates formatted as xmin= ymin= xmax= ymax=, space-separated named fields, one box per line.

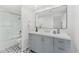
xmin=0 ymin=44 xmax=35 ymax=53
xmin=0 ymin=44 xmax=21 ymax=53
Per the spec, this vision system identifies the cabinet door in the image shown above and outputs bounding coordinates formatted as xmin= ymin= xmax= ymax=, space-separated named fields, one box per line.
xmin=53 ymin=38 xmax=71 ymax=53
xmin=29 ymin=34 xmax=42 ymax=53
xmin=29 ymin=34 xmax=54 ymax=53
xmin=41 ymin=36 xmax=54 ymax=53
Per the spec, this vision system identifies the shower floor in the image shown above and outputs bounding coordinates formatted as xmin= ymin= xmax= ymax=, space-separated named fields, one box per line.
xmin=0 ymin=44 xmax=21 ymax=53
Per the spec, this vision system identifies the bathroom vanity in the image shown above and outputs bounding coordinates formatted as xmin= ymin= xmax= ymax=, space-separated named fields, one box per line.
xmin=28 ymin=5 xmax=70 ymax=53
xmin=29 ymin=31 xmax=71 ymax=53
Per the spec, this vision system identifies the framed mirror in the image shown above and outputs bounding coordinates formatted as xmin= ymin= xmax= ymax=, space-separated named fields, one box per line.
xmin=35 ymin=5 xmax=67 ymax=29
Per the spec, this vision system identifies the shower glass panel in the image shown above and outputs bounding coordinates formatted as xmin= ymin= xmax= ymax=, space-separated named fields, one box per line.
xmin=0 ymin=12 xmax=21 ymax=41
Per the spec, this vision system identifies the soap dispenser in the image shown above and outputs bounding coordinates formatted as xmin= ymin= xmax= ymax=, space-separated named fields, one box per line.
xmin=35 ymin=26 xmax=38 ymax=32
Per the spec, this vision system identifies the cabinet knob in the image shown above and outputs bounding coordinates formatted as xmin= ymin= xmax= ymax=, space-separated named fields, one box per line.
xmin=41 ymin=38 xmax=44 ymax=42
xmin=30 ymin=39 xmax=32 ymax=40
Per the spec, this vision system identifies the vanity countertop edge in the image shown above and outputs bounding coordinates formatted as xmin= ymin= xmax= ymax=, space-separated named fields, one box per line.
xmin=29 ymin=31 xmax=71 ymax=40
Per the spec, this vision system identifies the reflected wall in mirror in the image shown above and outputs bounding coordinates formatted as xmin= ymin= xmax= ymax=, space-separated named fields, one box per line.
xmin=35 ymin=5 xmax=67 ymax=29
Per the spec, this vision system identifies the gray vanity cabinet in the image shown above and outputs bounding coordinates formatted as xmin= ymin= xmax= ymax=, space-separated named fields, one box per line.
xmin=29 ymin=33 xmax=71 ymax=53
xmin=29 ymin=34 xmax=54 ymax=53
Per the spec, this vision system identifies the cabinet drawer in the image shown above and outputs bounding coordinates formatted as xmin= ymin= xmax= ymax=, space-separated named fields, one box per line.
xmin=54 ymin=46 xmax=65 ymax=53
xmin=54 ymin=38 xmax=65 ymax=53
xmin=54 ymin=38 xmax=65 ymax=48
xmin=54 ymin=42 xmax=65 ymax=52
xmin=53 ymin=38 xmax=71 ymax=53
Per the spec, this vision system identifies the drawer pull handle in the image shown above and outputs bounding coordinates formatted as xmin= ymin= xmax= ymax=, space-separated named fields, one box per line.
xmin=58 ymin=41 xmax=64 ymax=43
xmin=58 ymin=47 xmax=64 ymax=51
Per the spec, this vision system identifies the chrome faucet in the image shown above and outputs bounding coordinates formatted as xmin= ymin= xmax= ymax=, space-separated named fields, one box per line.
xmin=57 ymin=29 xmax=60 ymax=34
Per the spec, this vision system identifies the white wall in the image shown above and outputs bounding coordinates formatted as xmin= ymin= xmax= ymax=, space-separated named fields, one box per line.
xmin=66 ymin=5 xmax=79 ymax=52
xmin=66 ymin=6 xmax=76 ymax=52
xmin=21 ymin=5 xmax=35 ymax=51
xmin=70 ymin=6 xmax=79 ymax=52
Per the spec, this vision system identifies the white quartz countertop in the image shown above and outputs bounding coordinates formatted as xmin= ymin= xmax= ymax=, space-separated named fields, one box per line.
xmin=29 ymin=31 xmax=71 ymax=40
